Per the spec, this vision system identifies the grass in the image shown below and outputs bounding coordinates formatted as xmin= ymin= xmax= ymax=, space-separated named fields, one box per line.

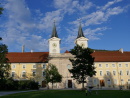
xmin=0 ymin=90 xmax=130 ymax=98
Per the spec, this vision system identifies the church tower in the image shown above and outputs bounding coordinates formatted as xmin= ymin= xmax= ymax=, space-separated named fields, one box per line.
xmin=49 ymin=22 xmax=61 ymax=54
xmin=75 ymin=23 xmax=88 ymax=48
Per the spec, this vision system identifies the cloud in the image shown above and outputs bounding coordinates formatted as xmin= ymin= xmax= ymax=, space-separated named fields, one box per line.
xmin=84 ymin=27 xmax=108 ymax=40
xmin=1 ymin=0 xmax=48 ymax=52
xmin=0 ymin=0 xmax=129 ymax=52
xmin=37 ymin=9 xmax=64 ymax=32
xmin=70 ymin=0 xmax=126 ymax=27
xmin=101 ymin=0 xmax=122 ymax=10
xmin=53 ymin=0 xmax=93 ymax=14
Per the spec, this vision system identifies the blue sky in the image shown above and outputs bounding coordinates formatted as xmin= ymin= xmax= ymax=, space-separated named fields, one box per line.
xmin=0 ymin=0 xmax=130 ymax=53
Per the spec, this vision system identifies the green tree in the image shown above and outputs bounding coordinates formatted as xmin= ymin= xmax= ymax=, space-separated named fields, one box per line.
xmin=0 ymin=3 xmax=4 ymax=15
xmin=45 ymin=64 xmax=62 ymax=89
xmin=0 ymin=38 xmax=10 ymax=80
xmin=69 ymin=45 xmax=96 ymax=89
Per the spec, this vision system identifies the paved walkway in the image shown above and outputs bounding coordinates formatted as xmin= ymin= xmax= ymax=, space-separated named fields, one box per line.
xmin=0 ymin=90 xmax=37 ymax=96
xmin=0 ymin=88 xmax=125 ymax=96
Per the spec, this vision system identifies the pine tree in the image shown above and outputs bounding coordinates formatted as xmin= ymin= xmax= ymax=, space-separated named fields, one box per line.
xmin=69 ymin=45 xmax=96 ymax=89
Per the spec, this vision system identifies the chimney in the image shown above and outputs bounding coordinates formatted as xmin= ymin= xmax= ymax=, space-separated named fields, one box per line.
xmin=119 ymin=48 xmax=123 ymax=53
xmin=22 ymin=45 xmax=25 ymax=53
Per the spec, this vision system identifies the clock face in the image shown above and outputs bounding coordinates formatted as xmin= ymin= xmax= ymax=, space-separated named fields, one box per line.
xmin=52 ymin=43 xmax=57 ymax=47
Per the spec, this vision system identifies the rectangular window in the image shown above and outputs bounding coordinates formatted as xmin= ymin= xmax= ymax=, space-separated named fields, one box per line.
xmin=33 ymin=65 xmax=36 ymax=68
xmin=113 ymin=71 xmax=116 ymax=75
xmin=114 ymin=79 xmax=117 ymax=85
xmin=126 ymin=64 xmax=129 ymax=67
xmin=43 ymin=71 xmax=46 ymax=76
xmin=22 ymin=72 xmax=26 ymax=77
xmin=99 ymin=64 xmax=102 ymax=67
xmin=43 ymin=64 xmax=46 ymax=69
xmin=119 ymin=64 xmax=122 ymax=67
xmin=23 ymin=65 xmax=26 ymax=69
xmin=119 ymin=71 xmax=123 ymax=76
xmin=100 ymin=71 xmax=102 ymax=76
xmin=121 ymin=79 xmax=124 ymax=84
xmin=106 ymin=71 xmax=110 ymax=75
xmin=127 ymin=71 xmax=129 ymax=75
xmin=107 ymin=79 xmax=111 ymax=85
xmin=112 ymin=64 xmax=115 ymax=67
xmin=12 ymin=72 xmax=15 ymax=77
xmin=128 ymin=79 xmax=130 ymax=84
xmin=12 ymin=65 xmax=16 ymax=69
xmin=93 ymin=79 xmax=97 ymax=85
xmin=32 ymin=72 xmax=36 ymax=76
xmin=106 ymin=64 xmax=109 ymax=67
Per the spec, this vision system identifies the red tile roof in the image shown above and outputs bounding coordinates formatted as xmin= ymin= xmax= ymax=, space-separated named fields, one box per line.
xmin=6 ymin=51 xmax=130 ymax=63
xmin=92 ymin=51 xmax=130 ymax=62
xmin=64 ymin=50 xmax=70 ymax=53
xmin=7 ymin=52 xmax=49 ymax=63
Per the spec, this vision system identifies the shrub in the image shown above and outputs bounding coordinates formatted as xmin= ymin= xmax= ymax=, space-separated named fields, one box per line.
xmin=0 ymin=79 xmax=39 ymax=90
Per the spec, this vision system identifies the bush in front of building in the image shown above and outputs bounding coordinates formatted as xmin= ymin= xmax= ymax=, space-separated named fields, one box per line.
xmin=18 ymin=80 xmax=39 ymax=90
xmin=0 ymin=78 xmax=39 ymax=90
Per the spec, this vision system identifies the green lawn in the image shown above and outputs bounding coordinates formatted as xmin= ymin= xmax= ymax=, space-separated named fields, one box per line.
xmin=0 ymin=90 xmax=130 ymax=98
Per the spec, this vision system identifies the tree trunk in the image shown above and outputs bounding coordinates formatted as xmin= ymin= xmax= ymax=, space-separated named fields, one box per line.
xmin=82 ymin=78 xmax=84 ymax=90
xmin=52 ymin=81 xmax=53 ymax=89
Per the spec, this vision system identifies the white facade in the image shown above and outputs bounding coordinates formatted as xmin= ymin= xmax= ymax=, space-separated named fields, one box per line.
xmin=75 ymin=37 xmax=88 ymax=48
xmin=49 ymin=37 xmax=61 ymax=54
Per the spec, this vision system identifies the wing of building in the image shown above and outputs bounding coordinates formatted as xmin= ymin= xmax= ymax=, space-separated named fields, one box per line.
xmin=6 ymin=23 xmax=130 ymax=89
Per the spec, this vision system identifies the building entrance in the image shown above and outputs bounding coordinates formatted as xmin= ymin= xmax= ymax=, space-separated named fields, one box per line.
xmin=42 ymin=81 xmax=46 ymax=87
xmin=68 ymin=80 xmax=72 ymax=88
xmin=100 ymin=80 xmax=105 ymax=87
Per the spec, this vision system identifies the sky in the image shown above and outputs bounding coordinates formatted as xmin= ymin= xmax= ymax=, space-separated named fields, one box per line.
xmin=0 ymin=0 xmax=130 ymax=53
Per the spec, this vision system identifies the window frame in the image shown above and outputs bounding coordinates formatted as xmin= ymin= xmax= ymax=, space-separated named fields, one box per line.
xmin=118 ymin=64 xmax=122 ymax=67
xmin=22 ymin=71 xmax=26 ymax=77
xmin=12 ymin=71 xmax=15 ymax=77
xmin=12 ymin=65 xmax=16 ymax=69
xmin=22 ymin=65 xmax=26 ymax=69
xmin=33 ymin=65 xmax=36 ymax=69
xmin=99 ymin=64 xmax=102 ymax=67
